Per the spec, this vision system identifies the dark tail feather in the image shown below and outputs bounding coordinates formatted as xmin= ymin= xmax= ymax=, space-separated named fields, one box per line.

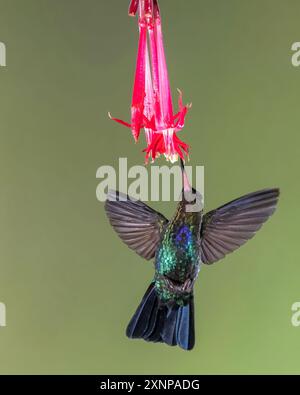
xmin=175 ymin=298 xmax=195 ymax=350
xmin=161 ymin=306 xmax=178 ymax=346
xmin=126 ymin=284 xmax=195 ymax=350
xmin=126 ymin=283 xmax=158 ymax=339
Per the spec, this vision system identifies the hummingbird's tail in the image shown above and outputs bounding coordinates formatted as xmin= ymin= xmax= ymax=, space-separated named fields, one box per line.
xmin=126 ymin=283 xmax=195 ymax=350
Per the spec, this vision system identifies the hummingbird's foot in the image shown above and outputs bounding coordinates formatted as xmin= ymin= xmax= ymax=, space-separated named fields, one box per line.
xmin=165 ymin=277 xmax=194 ymax=295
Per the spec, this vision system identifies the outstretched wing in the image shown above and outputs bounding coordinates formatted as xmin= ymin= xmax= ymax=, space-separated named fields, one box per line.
xmin=105 ymin=191 xmax=168 ymax=260
xmin=200 ymin=188 xmax=280 ymax=265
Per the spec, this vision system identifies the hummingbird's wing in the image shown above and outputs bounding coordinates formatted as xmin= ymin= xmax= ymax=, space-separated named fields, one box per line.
xmin=200 ymin=188 xmax=280 ymax=264
xmin=105 ymin=190 xmax=168 ymax=260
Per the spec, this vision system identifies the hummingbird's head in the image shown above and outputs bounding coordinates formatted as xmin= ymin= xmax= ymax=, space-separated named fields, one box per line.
xmin=180 ymin=159 xmax=204 ymax=213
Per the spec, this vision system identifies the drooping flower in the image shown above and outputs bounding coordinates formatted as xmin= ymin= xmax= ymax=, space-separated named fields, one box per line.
xmin=110 ymin=0 xmax=191 ymax=163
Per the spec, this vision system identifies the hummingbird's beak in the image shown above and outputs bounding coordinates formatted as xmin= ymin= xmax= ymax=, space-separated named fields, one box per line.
xmin=180 ymin=158 xmax=192 ymax=192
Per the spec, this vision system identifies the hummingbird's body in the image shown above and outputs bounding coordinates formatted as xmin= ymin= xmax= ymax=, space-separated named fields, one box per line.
xmin=105 ymin=161 xmax=279 ymax=350
xmin=154 ymin=201 xmax=202 ymax=306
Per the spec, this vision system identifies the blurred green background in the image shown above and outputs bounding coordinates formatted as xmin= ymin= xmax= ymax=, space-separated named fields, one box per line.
xmin=0 ymin=0 xmax=299 ymax=374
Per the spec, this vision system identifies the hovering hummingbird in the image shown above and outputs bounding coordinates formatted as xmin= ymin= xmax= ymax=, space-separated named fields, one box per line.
xmin=105 ymin=161 xmax=279 ymax=350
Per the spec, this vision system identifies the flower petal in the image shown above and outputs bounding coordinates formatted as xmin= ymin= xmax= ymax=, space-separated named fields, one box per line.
xmin=131 ymin=20 xmax=148 ymax=141
xmin=128 ymin=0 xmax=139 ymax=16
xmin=109 ymin=113 xmax=131 ymax=129
xmin=154 ymin=13 xmax=174 ymax=127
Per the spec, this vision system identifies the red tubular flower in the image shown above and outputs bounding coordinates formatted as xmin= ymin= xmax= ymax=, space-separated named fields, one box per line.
xmin=110 ymin=0 xmax=191 ymax=163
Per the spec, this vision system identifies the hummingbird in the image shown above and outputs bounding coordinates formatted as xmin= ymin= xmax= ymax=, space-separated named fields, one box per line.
xmin=105 ymin=160 xmax=279 ymax=350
